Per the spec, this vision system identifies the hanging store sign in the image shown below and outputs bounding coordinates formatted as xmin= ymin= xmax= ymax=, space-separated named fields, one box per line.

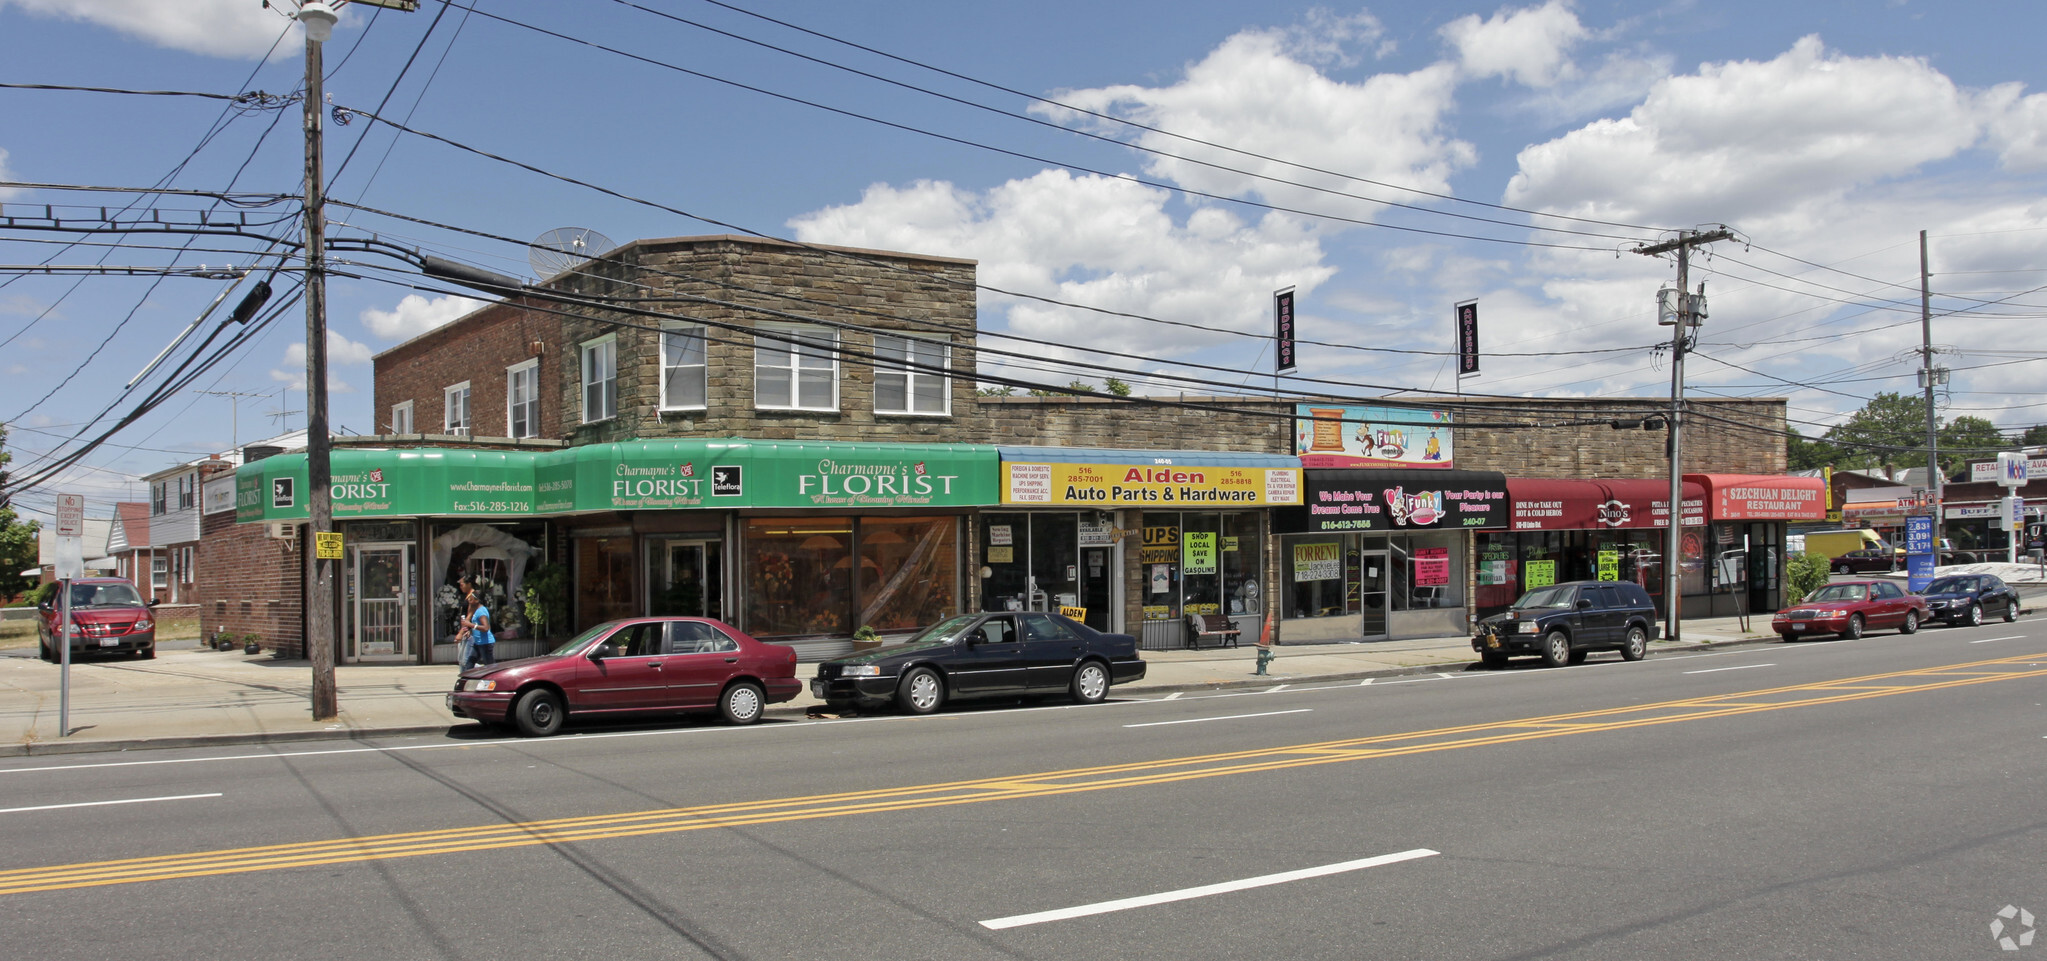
xmin=1505 ymin=478 xmax=1704 ymax=531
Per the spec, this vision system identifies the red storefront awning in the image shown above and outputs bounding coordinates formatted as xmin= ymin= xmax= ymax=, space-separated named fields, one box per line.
xmin=1688 ymin=473 xmax=1827 ymax=521
xmin=1506 ymin=478 xmax=1705 ymax=531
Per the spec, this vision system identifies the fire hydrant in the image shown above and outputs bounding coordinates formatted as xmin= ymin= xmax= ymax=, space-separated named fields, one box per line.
xmin=1254 ymin=644 xmax=1276 ymax=676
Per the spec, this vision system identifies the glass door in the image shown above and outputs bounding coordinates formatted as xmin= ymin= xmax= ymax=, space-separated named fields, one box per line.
xmin=353 ymin=543 xmax=412 ymax=662
xmin=1080 ymin=546 xmax=1113 ymax=632
xmin=1358 ymin=549 xmax=1389 ymax=640
xmin=650 ymin=539 xmax=722 ymax=619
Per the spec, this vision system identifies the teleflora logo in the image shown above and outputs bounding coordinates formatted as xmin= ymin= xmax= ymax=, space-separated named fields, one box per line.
xmin=1992 ymin=905 xmax=2035 ymax=951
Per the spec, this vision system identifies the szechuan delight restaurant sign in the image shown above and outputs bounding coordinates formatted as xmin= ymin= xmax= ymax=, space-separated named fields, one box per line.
xmin=1004 ymin=461 xmax=1302 ymax=507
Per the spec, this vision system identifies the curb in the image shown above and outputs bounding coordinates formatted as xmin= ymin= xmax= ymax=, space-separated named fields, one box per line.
xmin=1 ymin=635 xmax=1780 ymax=758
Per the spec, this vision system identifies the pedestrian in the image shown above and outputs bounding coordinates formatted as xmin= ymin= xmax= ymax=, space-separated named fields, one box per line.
xmin=463 ymin=590 xmax=498 ymax=671
xmin=454 ymin=574 xmax=479 ymax=669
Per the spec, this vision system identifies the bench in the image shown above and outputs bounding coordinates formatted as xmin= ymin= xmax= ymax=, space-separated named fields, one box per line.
xmin=1185 ymin=613 xmax=1242 ymax=650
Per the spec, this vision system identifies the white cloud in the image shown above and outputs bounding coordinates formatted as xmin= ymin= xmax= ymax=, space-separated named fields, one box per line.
xmin=1273 ymin=8 xmax=1390 ymax=69
xmin=790 ymin=171 xmax=1336 ymax=376
xmin=360 ymin=293 xmax=483 ymax=342
xmin=0 ymin=147 xmax=16 ymax=201
xmin=1985 ymin=83 xmax=2047 ymax=171
xmin=270 ymin=330 xmax=371 ymax=392
xmin=0 ymin=0 xmax=305 ymax=59
xmin=1504 ymin=36 xmax=1988 ymax=228
xmin=1034 ymin=27 xmax=1473 ymax=225
xmin=1441 ymin=0 xmax=1589 ymax=88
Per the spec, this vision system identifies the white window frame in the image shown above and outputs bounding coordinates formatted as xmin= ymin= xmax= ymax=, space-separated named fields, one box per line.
xmin=177 ymin=472 xmax=196 ymax=511
xmin=181 ymin=546 xmax=194 ymax=584
xmin=444 ymin=382 xmax=471 ymax=435
xmin=873 ymin=334 xmax=952 ymax=416
xmin=390 ymin=400 xmax=414 ymax=435
xmin=151 ymin=481 xmax=168 ymax=516
xmin=506 ymin=359 xmax=540 ymax=439
xmin=659 ymin=322 xmax=708 ymax=411
xmin=151 ymin=555 xmax=168 ymax=590
xmin=753 ymin=324 xmax=839 ymax=411
xmin=582 ymin=334 xmax=618 ymax=424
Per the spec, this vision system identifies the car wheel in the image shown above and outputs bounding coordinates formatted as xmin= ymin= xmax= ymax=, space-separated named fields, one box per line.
xmin=1540 ymin=629 xmax=1571 ymax=667
xmin=1069 ymin=661 xmax=1111 ymax=704
xmin=2004 ymin=599 xmax=2020 ymax=622
xmin=718 ymin=681 xmax=765 ymax=725
xmin=896 ymin=667 xmax=943 ymax=715
xmin=512 ymin=688 xmax=565 ymax=737
xmin=38 ymin=639 xmax=54 ymax=663
xmin=1480 ymin=651 xmax=1509 ymax=668
xmin=1620 ymin=626 xmax=1649 ymax=661
xmin=1779 ymin=632 xmax=1799 ymax=643
xmin=1967 ymin=603 xmax=1984 ymax=627
xmin=1899 ymin=611 xmax=1919 ymax=635
xmin=1843 ymin=614 xmax=1864 ymax=640
xmin=1833 ymin=562 xmax=1849 ymax=575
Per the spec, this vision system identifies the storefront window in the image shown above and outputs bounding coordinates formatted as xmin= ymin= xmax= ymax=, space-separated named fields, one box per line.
xmin=1180 ymin=513 xmax=1222 ymax=616
xmin=858 ymin=517 xmax=959 ymax=631
xmin=746 ymin=517 xmax=960 ymax=638
xmin=1140 ymin=512 xmax=1182 ymax=622
xmin=1221 ymin=512 xmax=1263 ymax=616
xmin=1282 ymin=534 xmax=1349 ymax=618
xmin=980 ymin=512 xmax=1029 ymax=612
xmin=575 ymin=535 xmax=637 ymax=631
xmin=1030 ymin=513 xmax=1080 ymax=613
xmin=1389 ymin=532 xmax=1463 ymax=611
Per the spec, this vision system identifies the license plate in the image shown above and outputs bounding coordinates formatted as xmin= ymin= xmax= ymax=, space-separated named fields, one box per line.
xmin=810 ymin=679 xmax=827 ymax=698
xmin=98 ymin=638 xmax=119 ymax=647
xmin=1792 ymin=624 xmax=1806 ymax=631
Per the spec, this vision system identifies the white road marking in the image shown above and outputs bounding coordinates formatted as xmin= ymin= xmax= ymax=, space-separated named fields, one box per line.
xmin=1357 ymin=678 xmax=1374 ymax=686
xmin=1124 ymin=709 xmax=1311 ymax=728
xmin=1162 ymin=692 xmax=1182 ymax=700
xmin=1683 ymin=663 xmax=1776 ymax=675
xmin=980 ymin=849 xmax=1440 ymax=930
xmin=1970 ymin=635 xmax=2026 ymax=644
xmin=0 ymin=792 xmax=222 ymax=814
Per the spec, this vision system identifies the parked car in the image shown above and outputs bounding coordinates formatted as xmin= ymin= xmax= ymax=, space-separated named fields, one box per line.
xmin=1772 ymin=580 xmax=1928 ymax=640
xmin=810 ymin=611 xmax=1147 ymax=715
xmin=1471 ymin=580 xmax=1658 ymax=668
xmin=38 ymin=577 xmax=157 ymax=661
xmin=446 ymin=616 xmax=801 ymax=737
xmin=1828 ymin=548 xmax=1896 ymax=575
xmin=1916 ymin=574 xmax=2021 ymax=626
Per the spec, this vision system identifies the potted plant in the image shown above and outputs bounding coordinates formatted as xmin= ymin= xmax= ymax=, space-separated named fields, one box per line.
xmin=851 ymin=624 xmax=882 ymax=651
xmin=242 ymin=632 xmax=263 ymax=655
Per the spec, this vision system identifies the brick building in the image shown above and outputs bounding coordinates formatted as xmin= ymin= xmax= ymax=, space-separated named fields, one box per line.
xmin=227 ymin=234 xmax=1815 ymax=665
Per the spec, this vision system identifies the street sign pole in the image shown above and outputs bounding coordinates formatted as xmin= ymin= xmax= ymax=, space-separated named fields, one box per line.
xmin=54 ymin=492 xmax=84 ymax=736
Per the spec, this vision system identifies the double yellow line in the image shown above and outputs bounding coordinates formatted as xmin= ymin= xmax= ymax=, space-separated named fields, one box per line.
xmin=2 ymin=652 xmax=2040 ymax=895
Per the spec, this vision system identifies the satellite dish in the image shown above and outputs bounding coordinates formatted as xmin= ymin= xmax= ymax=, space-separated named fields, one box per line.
xmin=528 ymin=227 xmax=615 ymax=281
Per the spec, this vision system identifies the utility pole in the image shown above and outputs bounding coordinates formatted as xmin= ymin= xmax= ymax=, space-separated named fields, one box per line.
xmin=296 ymin=0 xmax=416 ymax=720
xmin=1918 ymin=230 xmax=1945 ymax=552
xmin=1633 ymin=227 xmax=1732 ymax=644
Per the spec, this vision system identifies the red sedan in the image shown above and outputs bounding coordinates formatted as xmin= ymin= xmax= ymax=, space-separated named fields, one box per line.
xmin=1772 ymin=580 xmax=1929 ymax=641
xmin=447 ymin=617 xmax=801 ymax=736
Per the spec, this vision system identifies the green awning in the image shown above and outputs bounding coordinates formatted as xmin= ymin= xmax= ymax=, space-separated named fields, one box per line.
xmin=237 ymin=439 xmax=1000 ymax=522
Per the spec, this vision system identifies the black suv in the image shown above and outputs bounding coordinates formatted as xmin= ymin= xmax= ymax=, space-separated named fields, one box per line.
xmin=1473 ymin=580 xmax=1659 ymax=668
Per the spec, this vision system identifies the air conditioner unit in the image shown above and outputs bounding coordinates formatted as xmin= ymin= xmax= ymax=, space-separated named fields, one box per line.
xmin=267 ymin=522 xmax=298 ymax=541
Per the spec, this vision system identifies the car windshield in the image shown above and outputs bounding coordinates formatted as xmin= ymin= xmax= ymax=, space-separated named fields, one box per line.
xmin=546 ymin=622 xmax=617 ymax=657
xmin=1924 ymin=577 xmax=1973 ymax=594
xmin=1807 ymin=584 xmax=1868 ymax=603
xmin=1511 ymin=586 xmax=1577 ymax=610
xmin=67 ymin=582 xmax=145 ymax=608
xmin=903 ymin=614 xmax=981 ymax=645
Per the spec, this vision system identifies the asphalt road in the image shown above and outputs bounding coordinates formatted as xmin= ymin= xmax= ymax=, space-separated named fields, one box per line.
xmin=1 ymin=616 xmax=2043 ymax=960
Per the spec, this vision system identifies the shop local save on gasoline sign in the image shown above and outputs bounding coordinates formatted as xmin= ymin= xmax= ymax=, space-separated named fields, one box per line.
xmin=1004 ymin=462 xmax=1302 ymax=506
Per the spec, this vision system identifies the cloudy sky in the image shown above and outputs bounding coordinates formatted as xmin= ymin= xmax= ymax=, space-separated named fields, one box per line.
xmin=2 ymin=0 xmax=2044 ymax=519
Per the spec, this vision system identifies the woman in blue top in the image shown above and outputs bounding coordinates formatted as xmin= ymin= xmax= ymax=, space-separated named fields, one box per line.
xmin=463 ymin=591 xmax=497 ymax=670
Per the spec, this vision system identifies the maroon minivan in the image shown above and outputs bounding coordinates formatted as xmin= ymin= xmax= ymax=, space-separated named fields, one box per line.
xmin=447 ymin=616 xmax=801 ymax=736
xmin=39 ymin=577 xmax=158 ymax=661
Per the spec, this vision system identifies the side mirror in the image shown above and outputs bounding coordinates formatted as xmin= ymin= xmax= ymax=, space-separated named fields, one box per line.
xmin=1576 ymin=597 xmax=1594 ymax=609
xmin=148 ymin=598 xmax=161 ymax=607
xmin=588 ymin=643 xmax=614 ymax=661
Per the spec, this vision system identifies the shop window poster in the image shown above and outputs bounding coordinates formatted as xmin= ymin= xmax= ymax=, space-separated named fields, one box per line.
xmin=1525 ymin=559 xmax=1557 ymax=589
xmin=1183 ymin=532 xmax=1218 ymax=574
xmin=1293 ymin=542 xmax=1341 ymax=582
xmin=1413 ymin=547 xmax=1450 ymax=586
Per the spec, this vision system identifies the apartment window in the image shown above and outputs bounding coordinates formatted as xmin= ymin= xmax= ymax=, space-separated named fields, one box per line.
xmin=391 ymin=400 xmax=414 ymax=435
xmin=507 ymin=359 xmax=540 ymax=438
xmin=660 ymin=323 xmax=707 ymax=410
xmin=444 ymin=382 xmax=471 ymax=435
xmin=754 ymin=325 xmax=837 ymax=411
xmin=151 ymin=482 xmax=168 ymax=516
xmin=177 ymin=473 xmax=196 ymax=510
xmin=151 ymin=556 xmax=168 ymax=590
xmin=582 ymin=335 xmax=617 ymax=423
xmin=181 ymin=546 xmax=194 ymax=584
xmin=874 ymin=334 xmax=951 ymax=415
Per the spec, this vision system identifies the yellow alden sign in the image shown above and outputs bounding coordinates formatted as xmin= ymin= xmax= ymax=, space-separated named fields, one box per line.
xmin=1003 ymin=463 xmax=1302 ymax=507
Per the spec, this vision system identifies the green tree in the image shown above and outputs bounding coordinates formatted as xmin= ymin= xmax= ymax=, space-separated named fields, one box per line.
xmin=976 ymin=385 xmax=1015 ymax=396
xmin=1784 ymin=429 xmax=1837 ymax=472
xmin=1103 ymin=378 xmax=1132 ymax=397
xmin=1824 ymin=392 xmax=1931 ymax=475
xmin=0 ymin=426 xmax=40 ymax=600
xmin=1785 ymin=549 xmax=1831 ymax=604
xmin=2020 ymin=424 xmax=2047 ymax=447
xmin=1936 ymin=416 xmax=2010 ymax=479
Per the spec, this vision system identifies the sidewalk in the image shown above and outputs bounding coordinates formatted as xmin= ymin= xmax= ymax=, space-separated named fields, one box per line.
xmin=0 ymin=614 xmax=1788 ymax=757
